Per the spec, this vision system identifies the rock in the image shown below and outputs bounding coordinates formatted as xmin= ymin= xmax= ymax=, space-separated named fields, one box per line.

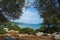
xmin=36 ymin=32 xmax=44 ymax=36
xmin=52 ymin=32 xmax=60 ymax=40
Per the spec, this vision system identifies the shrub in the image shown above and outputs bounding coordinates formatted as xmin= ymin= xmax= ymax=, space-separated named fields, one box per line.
xmin=0 ymin=29 xmax=7 ymax=34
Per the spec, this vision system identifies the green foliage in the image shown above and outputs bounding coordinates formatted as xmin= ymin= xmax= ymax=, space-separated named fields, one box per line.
xmin=0 ymin=29 xmax=7 ymax=34
xmin=0 ymin=0 xmax=25 ymax=22
xmin=36 ymin=25 xmax=48 ymax=33
xmin=6 ymin=22 xmax=21 ymax=31
xmin=0 ymin=22 xmax=21 ymax=31
xmin=36 ymin=25 xmax=53 ymax=33
xmin=0 ymin=13 xmax=8 ymax=22
xmin=39 ymin=25 xmax=48 ymax=32
xmin=0 ymin=22 xmax=35 ymax=34
xmin=35 ymin=0 xmax=60 ymax=33
xmin=36 ymin=25 xmax=60 ymax=34
xmin=20 ymin=27 xmax=35 ymax=34
xmin=7 ymin=25 xmax=21 ymax=31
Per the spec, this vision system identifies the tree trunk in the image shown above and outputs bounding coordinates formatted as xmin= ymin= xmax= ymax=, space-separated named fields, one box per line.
xmin=58 ymin=0 xmax=60 ymax=7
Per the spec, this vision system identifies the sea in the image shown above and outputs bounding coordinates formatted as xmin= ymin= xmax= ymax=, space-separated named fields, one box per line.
xmin=16 ymin=23 xmax=42 ymax=30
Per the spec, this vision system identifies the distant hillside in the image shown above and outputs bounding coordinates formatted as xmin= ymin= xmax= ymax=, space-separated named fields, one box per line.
xmin=13 ymin=22 xmax=42 ymax=29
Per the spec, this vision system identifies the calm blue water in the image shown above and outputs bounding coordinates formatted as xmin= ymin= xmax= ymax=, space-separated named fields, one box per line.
xmin=17 ymin=23 xmax=42 ymax=29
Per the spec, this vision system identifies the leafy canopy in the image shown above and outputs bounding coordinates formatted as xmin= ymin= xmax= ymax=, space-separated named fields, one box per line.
xmin=34 ymin=0 xmax=60 ymax=33
xmin=0 ymin=0 xmax=25 ymax=22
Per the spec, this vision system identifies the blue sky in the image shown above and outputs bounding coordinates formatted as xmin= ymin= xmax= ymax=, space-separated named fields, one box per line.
xmin=11 ymin=0 xmax=43 ymax=24
xmin=11 ymin=7 xmax=43 ymax=24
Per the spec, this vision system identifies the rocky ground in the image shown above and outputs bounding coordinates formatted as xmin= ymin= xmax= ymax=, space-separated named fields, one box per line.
xmin=20 ymin=35 xmax=53 ymax=40
xmin=0 ymin=34 xmax=59 ymax=40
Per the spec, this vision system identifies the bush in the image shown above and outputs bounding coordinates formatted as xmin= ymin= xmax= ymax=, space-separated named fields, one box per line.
xmin=7 ymin=24 xmax=21 ymax=31
xmin=36 ymin=25 xmax=48 ymax=33
xmin=20 ymin=27 xmax=35 ymax=34
xmin=0 ymin=29 xmax=7 ymax=34
xmin=36 ymin=25 xmax=58 ymax=33
xmin=0 ymin=22 xmax=21 ymax=31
